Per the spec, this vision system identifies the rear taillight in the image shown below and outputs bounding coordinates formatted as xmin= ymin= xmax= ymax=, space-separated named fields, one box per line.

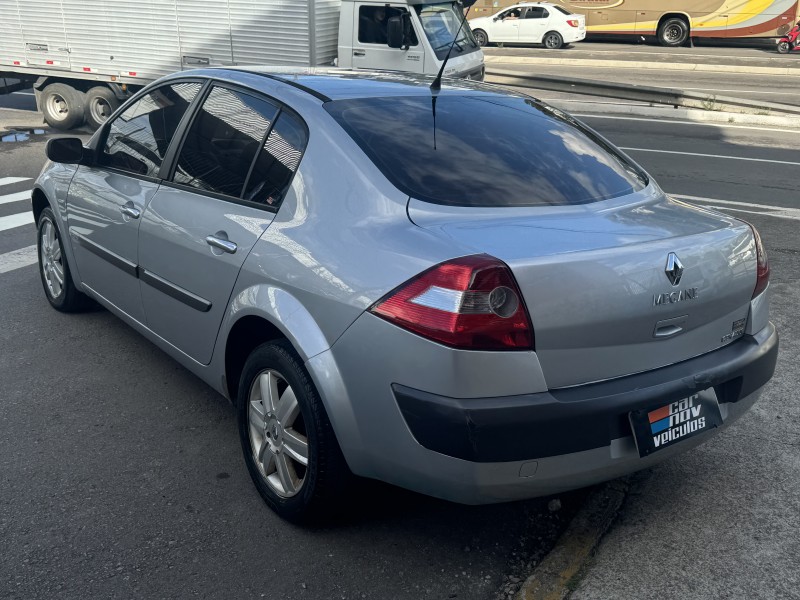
xmin=750 ymin=224 xmax=769 ymax=298
xmin=567 ymin=19 xmax=579 ymax=27
xmin=369 ymin=254 xmax=533 ymax=350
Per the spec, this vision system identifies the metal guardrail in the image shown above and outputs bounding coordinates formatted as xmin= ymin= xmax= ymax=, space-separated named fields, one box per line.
xmin=486 ymin=69 xmax=800 ymax=116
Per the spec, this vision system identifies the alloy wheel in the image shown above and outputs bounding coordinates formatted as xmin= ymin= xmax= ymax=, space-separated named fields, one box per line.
xmin=40 ymin=219 xmax=64 ymax=299
xmin=247 ymin=369 xmax=309 ymax=498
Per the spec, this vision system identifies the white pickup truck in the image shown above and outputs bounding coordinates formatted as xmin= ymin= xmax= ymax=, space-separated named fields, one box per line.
xmin=0 ymin=0 xmax=484 ymax=130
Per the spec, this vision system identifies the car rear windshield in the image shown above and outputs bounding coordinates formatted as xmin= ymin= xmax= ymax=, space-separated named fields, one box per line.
xmin=553 ymin=5 xmax=572 ymax=15
xmin=324 ymin=95 xmax=647 ymax=207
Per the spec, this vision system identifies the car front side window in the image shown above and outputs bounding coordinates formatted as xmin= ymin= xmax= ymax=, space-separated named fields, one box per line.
xmin=101 ymin=82 xmax=201 ymax=178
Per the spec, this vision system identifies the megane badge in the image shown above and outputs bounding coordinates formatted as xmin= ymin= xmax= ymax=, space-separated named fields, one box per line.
xmin=665 ymin=253 xmax=684 ymax=286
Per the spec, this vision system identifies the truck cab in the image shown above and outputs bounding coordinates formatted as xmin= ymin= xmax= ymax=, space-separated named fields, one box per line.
xmin=338 ymin=0 xmax=485 ymax=80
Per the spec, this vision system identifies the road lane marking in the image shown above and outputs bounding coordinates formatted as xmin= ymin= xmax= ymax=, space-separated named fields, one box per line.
xmin=0 ymin=190 xmax=31 ymax=205
xmin=0 ymin=212 xmax=34 ymax=232
xmin=672 ymin=194 xmax=800 ymax=221
xmin=0 ymin=177 xmax=30 ymax=186
xmin=573 ymin=114 xmax=799 ymax=134
xmin=0 ymin=245 xmax=37 ymax=274
xmin=11 ymin=91 xmax=35 ymax=96
xmin=620 ymin=147 xmax=800 ymax=167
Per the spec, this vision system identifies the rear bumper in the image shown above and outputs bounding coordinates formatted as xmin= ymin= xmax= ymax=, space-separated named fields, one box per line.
xmin=313 ymin=314 xmax=777 ymax=505
xmin=394 ymin=322 xmax=778 ymax=463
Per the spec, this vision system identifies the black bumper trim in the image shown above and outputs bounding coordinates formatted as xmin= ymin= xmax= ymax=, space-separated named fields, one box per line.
xmin=393 ymin=323 xmax=778 ymax=463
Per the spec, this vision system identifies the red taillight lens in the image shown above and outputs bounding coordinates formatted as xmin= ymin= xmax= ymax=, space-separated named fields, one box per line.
xmin=370 ymin=254 xmax=534 ymax=350
xmin=750 ymin=224 xmax=769 ymax=298
xmin=567 ymin=19 xmax=579 ymax=27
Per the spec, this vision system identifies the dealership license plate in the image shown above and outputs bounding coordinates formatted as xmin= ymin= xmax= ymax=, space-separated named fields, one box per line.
xmin=629 ymin=390 xmax=723 ymax=457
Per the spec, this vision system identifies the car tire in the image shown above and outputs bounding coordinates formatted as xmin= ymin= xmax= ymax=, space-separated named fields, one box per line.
xmin=658 ymin=17 xmax=689 ymax=47
xmin=84 ymin=86 xmax=120 ymax=130
xmin=473 ymin=29 xmax=489 ymax=47
xmin=543 ymin=31 xmax=564 ymax=49
xmin=40 ymin=83 xmax=85 ymax=130
xmin=37 ymin=207 xmax=93 ymax=312
xmin=237 ymin=340 xmax=352 ymax=523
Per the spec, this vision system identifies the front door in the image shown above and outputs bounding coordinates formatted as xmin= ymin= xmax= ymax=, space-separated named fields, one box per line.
xmin=67 ymin=81 xmax=203 ymax=322
xmin=490 ymin=8 xmax=522 ymax=42
xmin=518 ymin=7 xmax=552 ymax=43
xmin=139 ymin=84 xmax=309 ymax=365
xmin=351 ymin=4 xmax=425 ymax=73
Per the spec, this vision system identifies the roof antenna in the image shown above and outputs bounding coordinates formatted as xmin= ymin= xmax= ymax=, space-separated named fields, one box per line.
xmin=430 ymin=1 xmax=475 ymax=149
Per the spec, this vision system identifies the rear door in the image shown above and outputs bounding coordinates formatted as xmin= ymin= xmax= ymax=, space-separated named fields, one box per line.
xmin=518 ymin=6 xmax=552 ymax=43
xmin=138 ymin=84 xmax=309 ymax=365
xmin=66 ymin=81 xmax=203 ymax=322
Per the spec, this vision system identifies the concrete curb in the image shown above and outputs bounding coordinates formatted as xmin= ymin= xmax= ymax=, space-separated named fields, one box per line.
xmin=515 ymin=481 xmax=629 ymax=600
xmin=486 ymin=69 xmax=800 ymax=116
xmin=484 ymin=55 xmax=800 ymax=76
xmin=543 ymin=101 xmax=800 ymax=128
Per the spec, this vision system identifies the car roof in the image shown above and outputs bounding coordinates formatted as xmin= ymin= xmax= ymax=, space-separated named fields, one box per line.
xmin=180 ymin=66 xmax=519 ymax=103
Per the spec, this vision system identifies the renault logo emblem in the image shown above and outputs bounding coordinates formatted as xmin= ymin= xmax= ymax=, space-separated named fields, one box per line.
xmin=665 ymin=253 xmax=684 ymax=286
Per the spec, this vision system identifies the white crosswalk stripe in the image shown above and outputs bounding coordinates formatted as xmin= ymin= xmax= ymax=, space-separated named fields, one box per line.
xmin=0 ymin=190 xmax=31 ymax=205
xmin=0 ymin=177 xmax=37 ymax=274
xmin=0 ymin=212 xmax=35 ymax=232
xmin=0 ymin=245 xmax=37 ymax=274
xmin=0 ymin=177 xmax=30 ymax=186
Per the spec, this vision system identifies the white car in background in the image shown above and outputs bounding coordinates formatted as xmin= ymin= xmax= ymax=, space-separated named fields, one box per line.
xmin=469 ymin=2 xmax=586 ymax=49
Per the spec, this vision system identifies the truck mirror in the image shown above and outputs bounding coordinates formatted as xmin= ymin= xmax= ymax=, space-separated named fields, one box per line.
xmin=46 ymin=137 xmax=86 ymax=165
xmin=387 ymin=16 xmax=405 ymax=49
xmin=461 ymin=0 xmax=478 ymax=6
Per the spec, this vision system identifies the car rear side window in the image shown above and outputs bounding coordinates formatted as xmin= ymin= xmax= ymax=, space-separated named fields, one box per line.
xmin=243 ymin=111 xmax=308 ymax=208
xmin=325 ymin=95 xmax=648 ymax=207
xmin=172 ymin=86 xmax=280 ymax=198
xmin=525 ymin=7 xmax=548 ymax=18
xmin=101 ymin=82 xmax=201 ymax=178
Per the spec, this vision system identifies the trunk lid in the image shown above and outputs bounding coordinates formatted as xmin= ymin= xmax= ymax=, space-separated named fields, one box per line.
xmin=408 ymin=189 xmax=758 ymax=389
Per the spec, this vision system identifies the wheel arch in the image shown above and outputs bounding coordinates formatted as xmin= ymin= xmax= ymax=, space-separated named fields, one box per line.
xmin=31 ymin=187 xmax=50 ymax=225
xmin=658 ymin=13 xmax=691 ymax=33
xmin=221 ymin=285 xmax=335 ymax=404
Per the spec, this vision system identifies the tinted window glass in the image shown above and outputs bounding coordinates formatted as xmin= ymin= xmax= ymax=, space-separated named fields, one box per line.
xmin=243 ymin=112 xmax=308 ymax=208
xmin=102 ymin=82 xmax=201 ymax=177
xmin=172 ymin=86 xmax=279 ymax=198
xmin=359 ymin=6 xmax=418 ymax=45
xmin=553 ymin=5 xmax=572 ymax=15
xmin=525 ymin=7 xmax=548 ymax=18
xmin=325 ymin=95 xmax=648 ymax=207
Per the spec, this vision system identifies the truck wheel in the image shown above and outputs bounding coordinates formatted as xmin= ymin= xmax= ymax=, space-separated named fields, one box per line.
xmin=237 ymin=340 xmax=352 ymax=523
xmin=473 ymin=29 xmax=488 ymax=47
xmin=658 ymin=17 xmax=689 ymax=47
xmin=40 ymin=83 xmax=85 ymax=130
xmin=85 ymin=86 xmax=120 ymax=130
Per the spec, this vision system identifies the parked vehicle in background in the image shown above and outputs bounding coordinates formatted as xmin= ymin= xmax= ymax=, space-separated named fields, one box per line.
xmin=0 ymin=0 xmax=484 ymax=130
xmin=777 ymin=19 xmax=800 ymax=52
xmin=469 ymin=2 xmax=586 ymax=48
xmin=469 ymin=0 xmax=800 ymax=46
xmin=34 ymin=67 xmax=778 ymax=522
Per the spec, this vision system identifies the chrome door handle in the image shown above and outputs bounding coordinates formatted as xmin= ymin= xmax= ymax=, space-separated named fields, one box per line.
xmin=206 ymin=235 xmax=237 ymax=254
xmin=353 ymin=50 xmax=366 ymax=56
xmin=120 ymin=205 xmax=141 ymax=219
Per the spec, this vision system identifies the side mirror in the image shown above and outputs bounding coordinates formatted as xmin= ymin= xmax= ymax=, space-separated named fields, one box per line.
xmin=461 ymin=0 xmax=478 ymax=6
xmin=387 ymin=16 xmax=404 ymax=49
xmin=387 ymin=13 xmax=412 ymax=50
xmin=46 ymin=137 xmax=86 ymax=164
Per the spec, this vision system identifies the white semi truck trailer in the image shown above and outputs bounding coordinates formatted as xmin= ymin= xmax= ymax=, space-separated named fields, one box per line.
xmin=0 ymin=0 xmax=484 ymax=130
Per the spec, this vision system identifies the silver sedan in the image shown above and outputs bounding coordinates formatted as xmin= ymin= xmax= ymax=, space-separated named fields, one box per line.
xmin=33 ymin=68 xmax=778 ymax=522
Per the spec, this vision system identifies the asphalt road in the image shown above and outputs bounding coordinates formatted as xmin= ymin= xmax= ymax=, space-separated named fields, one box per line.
xmin=1 ymin=93 xmax=798 ymax=599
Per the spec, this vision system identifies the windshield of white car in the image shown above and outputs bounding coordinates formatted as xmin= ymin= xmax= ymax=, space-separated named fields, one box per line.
xmin=325 ymin=94 xmax=649 ymax=207
xmin=415 ymin=2 xmax=479 ymax=59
